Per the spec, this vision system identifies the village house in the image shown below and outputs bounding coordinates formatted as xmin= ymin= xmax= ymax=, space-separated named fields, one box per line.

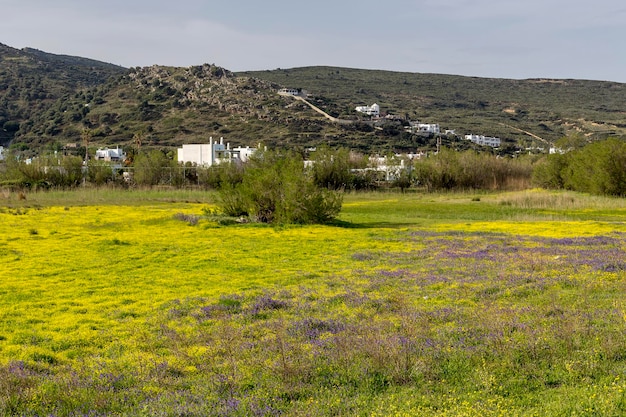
xmin=0 ymin=146 xmax=4 ymax=161
xmin=278 ymin=88 xmax=307 ymax=97
xmin=355 ymin=103 xmax=380 ymax=117
xmin=465 ymin=134 xmax=501 ymax=148
xmin=406 ymin=122 xmax=441 ymax=135
xmin=177 ymin=137 xmax=257 ymax=166
xmin=94 ymin=146 xmax=126 ymax=162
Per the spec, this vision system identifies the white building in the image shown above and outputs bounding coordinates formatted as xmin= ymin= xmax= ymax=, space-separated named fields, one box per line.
xmin=0 ymin=146 xmax=4 ymax=161
xmin=418 ymin=123 xmax=440 ymax=134
xmin=177 ymin=137 xmax=256 ymax=166
xmin=95 ymin=146 xmax=126 ymax=162
xmin=407 ymin=122 xmax=441 ymax=135
xmin=355 ymin=103 xmax=380 ymax=117
xmin=231 ymin=146 xmax=256 ymax=162
xmin=278 ymin=88 xmax=307 ymax=97
xmin=465 ymin=134 xmax=501 ymax=148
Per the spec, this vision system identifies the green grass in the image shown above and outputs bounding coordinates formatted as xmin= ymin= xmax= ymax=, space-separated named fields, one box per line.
xmin=1 ymin=188 xmax=626 ymax=416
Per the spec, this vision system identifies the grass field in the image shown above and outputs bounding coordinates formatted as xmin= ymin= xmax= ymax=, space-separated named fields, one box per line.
xmin=1 ymin=188 xmax=626 ymax=416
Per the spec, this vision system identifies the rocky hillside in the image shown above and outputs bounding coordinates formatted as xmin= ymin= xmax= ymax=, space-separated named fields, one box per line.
xmin=12 ymin=63 xmax=344 ymax=152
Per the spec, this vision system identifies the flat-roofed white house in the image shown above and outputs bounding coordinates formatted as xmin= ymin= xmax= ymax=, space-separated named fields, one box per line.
xmin=406 ymin=122 xmax=440 ymax=135
xmin=418 ymin=123 xmax=440 ymax=134
xmin=231 ymin=146 xmax=256 ymax=162
xmin=95 ymin=146 xmax=126 ymax=162
xmin=177 ymin=138 xmax=257 ymax=166
xmin=355 ymin=103 xmax=380 ymax=117
xmin=465 ymin=134 xmax=501 ymax=148
xmin=278 ymin=88 xmax=307 ymax=97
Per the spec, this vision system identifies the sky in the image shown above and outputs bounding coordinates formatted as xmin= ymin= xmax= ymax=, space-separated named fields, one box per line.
xmin=2 ymin=0 xmax=626 ymax=82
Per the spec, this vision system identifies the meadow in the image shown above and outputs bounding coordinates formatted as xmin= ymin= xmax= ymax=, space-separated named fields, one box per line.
xmin=1 ymin=188 xmax=626 ymax=416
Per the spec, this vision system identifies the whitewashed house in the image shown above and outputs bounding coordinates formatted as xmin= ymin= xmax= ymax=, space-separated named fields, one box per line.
xmin=465 ymin=134 xmax=501 ymax=148
xmin=0 ymin=146 xmax=4 ymax=161
xmin=231 ymin=146 xmax=256 ymax=162
xmin=418 ymin=123 xmax=440 ymax=134
xmin=355 ymin=103 xmax=380 ymax=117
xmin=407 ymin=122 xmax=440 ymax=135
xmin=177 ymin=137 xmax=256 ymax=166
xmin=95 ymin=146 xmax=126 ymax=162
xmin=278 ymin=88 xmax=307 ymax=97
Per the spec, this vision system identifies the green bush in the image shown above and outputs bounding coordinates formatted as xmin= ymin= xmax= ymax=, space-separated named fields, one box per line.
xmin=414 ymin=150 xmax=533 ymax=191
xmin=218 ymin=150 xmax=343 ymax=224
xmin=564 ymin=138 xmax=626 ymax=196
xmin=87 ymin=160 xmax=114 ymax=185
xmin=533 ymin=137 xmax=626 ymax=196
xmin=310 ymin=146 xmax=353 ymax=190
xmin=132 ymin=150 xmax=172 ymax=186
xmin=532 ymin=153 xmax=569 ymax=189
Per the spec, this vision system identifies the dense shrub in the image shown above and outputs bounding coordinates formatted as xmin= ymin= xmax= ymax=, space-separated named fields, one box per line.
xmin=218 ymin=150 xmax=343 ymax=224
xmin=532 ymin=153 xmax=569 ymax=189
xmin=309 ymin=146 xmax=353 ymax=190
xmin=413 ymin=150 xmax=533 ymax=191
xmin=532 ymin=137 xmax=626 ymax=196
xmin=132 ymin=150 xmax=174 ymax=186
xmin=0 ymin=153 xmax=84 ymax=188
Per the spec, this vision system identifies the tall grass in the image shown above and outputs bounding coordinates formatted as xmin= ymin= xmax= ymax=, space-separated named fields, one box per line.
xmin=0 ymin=186 xmax=218 ymax=207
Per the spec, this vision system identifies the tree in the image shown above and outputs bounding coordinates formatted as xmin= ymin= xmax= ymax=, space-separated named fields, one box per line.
xmin=133 ymin=150 xmax=171 ymax=186
xmin=564 ymin=138 xmax=626 ymax=196
xmin=533 ymin=138 xmax=626 ymax=196
xmin=81 ymin=128 xmax=92 ymax=163
xmin=3 ymin=120 xmax=20 ymax=132
xmin=532 ymin=153 xmax=570 ymax=189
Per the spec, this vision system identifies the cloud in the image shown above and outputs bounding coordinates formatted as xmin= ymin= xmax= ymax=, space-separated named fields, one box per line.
xmin=2 ymin=0 xmax=625 ymax=81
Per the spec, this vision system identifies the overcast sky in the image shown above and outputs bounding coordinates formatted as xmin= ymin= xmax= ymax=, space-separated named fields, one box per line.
xmin=2 ymin=0 xmax=626 ymax=82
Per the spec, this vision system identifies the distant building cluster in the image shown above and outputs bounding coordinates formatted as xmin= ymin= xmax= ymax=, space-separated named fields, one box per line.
xmin=357 ymin=103 xmax=502 ymax=148
xmin=355 ymin=104 xmax=502 ymax=148
xmin=278 ymin=88 xmax=506 ymax=149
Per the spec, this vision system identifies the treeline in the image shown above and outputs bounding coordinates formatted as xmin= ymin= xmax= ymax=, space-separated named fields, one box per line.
xmin=533 ymin=137 xmax=626 ymax=196
xmin=0 ymin=147 xmax=536 ymax=192
xmin=2 ymin=138 xmax=626 ymax=197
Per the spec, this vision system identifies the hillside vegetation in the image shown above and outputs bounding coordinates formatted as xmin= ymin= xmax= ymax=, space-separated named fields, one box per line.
xmin=243 ymin=67 xmax=626 ymax=146
xmin=1 ymin=42 xmax=626 ymax=154
xmin=0 ymin=43 xmax=125 ymax=146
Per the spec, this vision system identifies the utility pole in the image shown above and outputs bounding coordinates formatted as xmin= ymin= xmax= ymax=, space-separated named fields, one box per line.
xmin=82 ymin=129 xmax=92 ymax=163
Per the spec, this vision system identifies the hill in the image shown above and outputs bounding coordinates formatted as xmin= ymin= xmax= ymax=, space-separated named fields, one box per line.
xmin=0 ymin=43 xmax=126 ymax=146
xmin=242 ymin=67 xmax=626 ymax=147
xmin=2 ymin=42 xmax=625 ymax=154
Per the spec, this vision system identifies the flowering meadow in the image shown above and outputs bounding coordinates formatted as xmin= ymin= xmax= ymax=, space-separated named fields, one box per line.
xmin=1 ymin=189 xmax=626 ymax=416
